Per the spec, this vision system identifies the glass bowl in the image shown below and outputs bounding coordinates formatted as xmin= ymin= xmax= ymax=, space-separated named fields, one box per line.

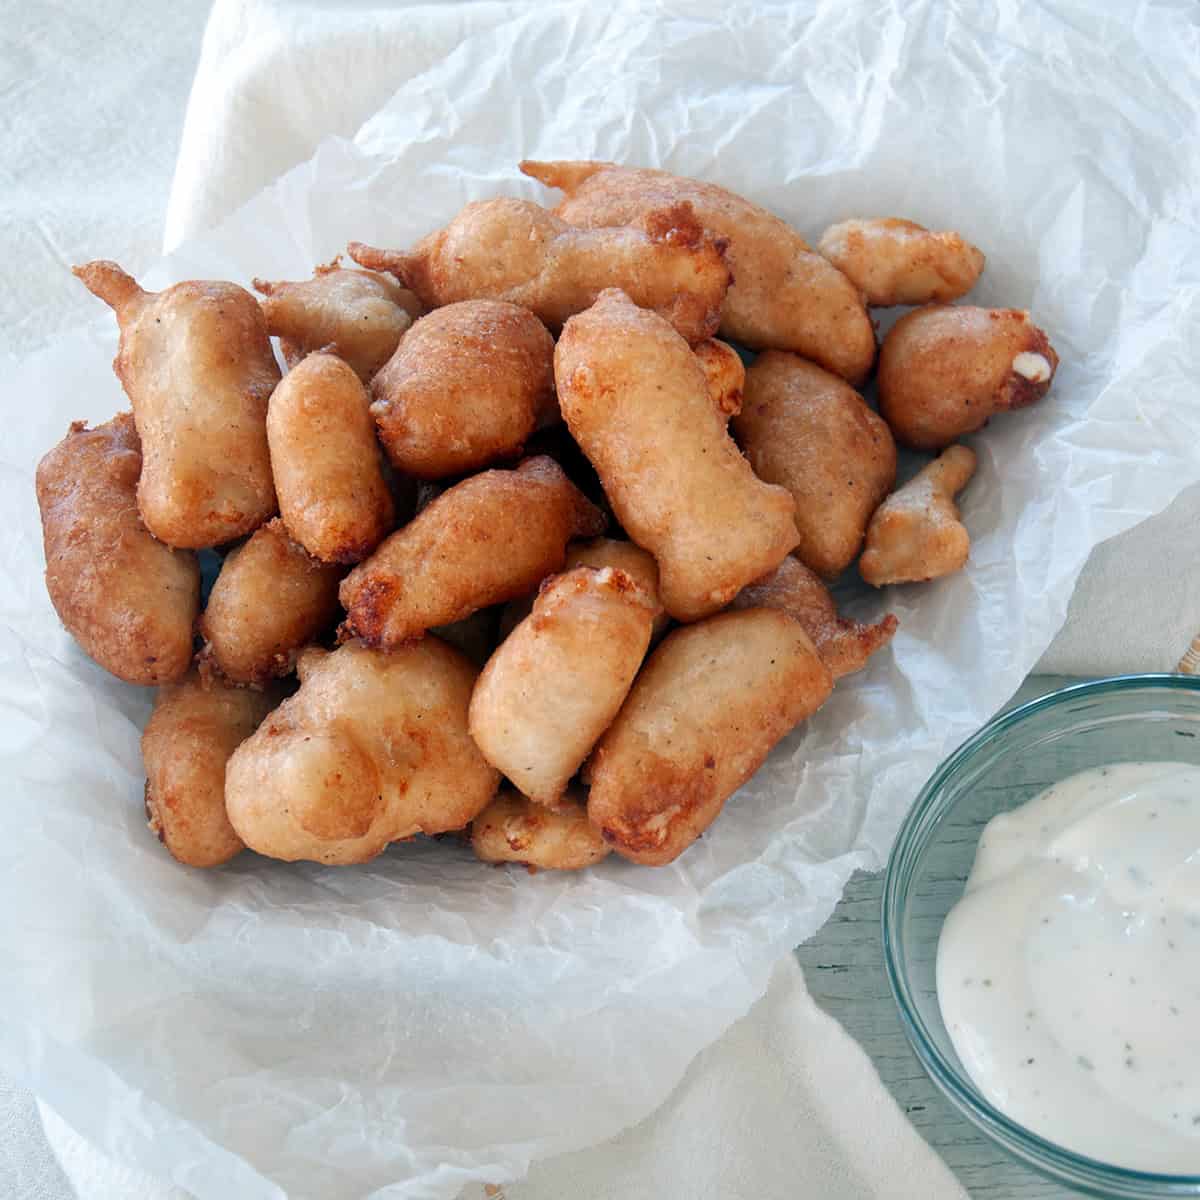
xmin=882 ymin=674 xmax=1200 ymax=1198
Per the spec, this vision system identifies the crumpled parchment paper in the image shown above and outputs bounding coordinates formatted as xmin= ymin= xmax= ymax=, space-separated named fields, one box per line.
xmin=2 ymin=2 xmax=1198 ymax=1197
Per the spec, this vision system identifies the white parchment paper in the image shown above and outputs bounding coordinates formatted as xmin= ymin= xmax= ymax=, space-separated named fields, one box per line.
xmin=2 ymin=3 xmax=1199 ymax=1197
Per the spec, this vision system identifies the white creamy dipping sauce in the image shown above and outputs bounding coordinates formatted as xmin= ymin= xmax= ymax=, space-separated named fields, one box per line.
xmin=937 ymin=761 xmax=1200 ymax=1173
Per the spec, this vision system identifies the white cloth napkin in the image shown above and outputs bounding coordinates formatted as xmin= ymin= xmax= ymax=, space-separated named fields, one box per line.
xmin=1 ymin=1 xmax=1192 ymax=1197
xmin=38 ymin=956 xmax=965 ymax=1200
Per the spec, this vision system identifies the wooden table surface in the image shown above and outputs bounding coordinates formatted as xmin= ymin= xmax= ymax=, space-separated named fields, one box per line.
xmin=795 ymin=675 xmax=1081 ymax=1200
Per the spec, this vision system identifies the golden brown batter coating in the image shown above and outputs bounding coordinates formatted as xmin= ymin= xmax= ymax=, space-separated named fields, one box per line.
xmin=498 ymin=536 xmax=668 ymax=641
xmin=142 ymin=669 xmax=279 ymax=867
xmin=817 ymin=218 xmax=984 ymax=307
xmin=73 ymin=261 xmax=278 ymax=548
xmin=469 ymin=567 xmax=655 ymax=806
xmin=555 ymin=290 xmax=799 ymax=622
xmin=267 ymin=350 xmax=394 ymax=563
xmin=36 ymin=413 xmax=200 ymax=685
xmin=732 ymin=557 xmax=897 ymax=679
xmin=348 ymin=195 xmax=730 ymax=344
xmin=340 ymin=456 xmax=605 ymax=648
xmin=471 ymin=788 xmax=609 ymax=870
xmin=878 ymin=305 xmax=1058 ymax=450
xmin=521 ymin=159 xmax=875 ymax=382
xmin=254 ymin=263 xmax=423 ymax=382
xmin=369 ymin=300 xmax=555 ymax=480
xmin=860 ymin=445 xmax=977 ymax=586
xmin=225 ymin=640 xmax=499 ymax=865
xmin=733 ymin=351 xmax=896 ymax=579
xmin=694 ymin=337 xmax=744 ymax=421
xmin=198 ymin=519 xmax=342 ymax=686
xmin=586 ymin=609 xmax=833 ymax=866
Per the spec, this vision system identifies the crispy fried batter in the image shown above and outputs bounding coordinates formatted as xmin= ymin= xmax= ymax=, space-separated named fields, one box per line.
xmin=555 ymin=289 xmax=798 ymax=622
xmin=142 ymin=669 xmax=280 ymax=867
xmin=586 ymin=609 xmax=833 ymax=866
xmin=225 ymin=639 xmax=498 ymax=864
xmin=198 ymin=519 xmax=342 ymax=685
xmin=348 ymin=196 xmax=730 ymax=344
xmin=36 ymin=413 xmax=200 ymax=685
xmin=254 ymin=263 xmax=423 ymax=382
xmin=732 ymin=557 xmax=897 ymax=678
xmin=499 ymin=536 xmax=668 ymax=642
xmin=878 ymin=305 xmax=1058 ymax=450
xmin=340 ymin=456 xmax=605 ymax=648
xmin=369 ymin=300 xmax=555 ymax=480
xmin=695 ymin=337 xmax=744 ymax=420
xmin=860 ymin=445 xmax=977 ymax=585
xmin=817 ymin=218 xmax=984 ymax=307
xmin=521 ymin=159 xmax=875 ymax=382
xmin=267 ymin=350 xmax=394 ymax=563
xmin=469 ymin=566 xmax=654 ymax=806
xmin=471 ymin=788 xmax=609 ymax=870
xmin=733 ymin=351 xmax=896 ymax=579
xmin=73 ymin=261 xmax=278 ymax=547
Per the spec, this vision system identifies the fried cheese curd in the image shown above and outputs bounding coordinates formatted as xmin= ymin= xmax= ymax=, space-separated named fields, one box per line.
xmin=198 ymin=519 xmax=342 ymax=686
xmin=859 ymin=445 xmax=978 ymax=586
xmin=521 ymin=159 xmax=875 ymax=383
xmin=340 ymin=456 xmax=606 ymax=647
xmin=73 ymin=261 xmax=278 ymax=548
xmin=471 ymin=787 xmax=609 ymax=871
xmin=267 ymin=350 xmax=394 ymax=562
xmin=555 ymin=289 xmax=799 ymax=622
xmin=878 ymin=305 xmax=1058 ymax=450
xmin=36 ymin=413 xmax=199 ymax=685
xmin=142 ymin=669 xmax=280 ymax=867
xmin=586 ymin=609 xmax=833 ymax=866
xmin=368 ymin=300 xmax=556 ymax=479
xmin=733 ymin=351 xmax=896 ymax=579
xmin=253 ymin=262 xmax=424 ymax=382
xmin=732 ymin=556 xmax=897 ymax=679
xmin=469 ymin=566 xmax=655 ymax=807
xmin=348 ymin=195 xmax=730 ymax=344
xmin=225 ymin=639 xmax=499 ymax=865
xmin=694 ymin=337 xmax=745 ymax=421
xmin=497 ymin=535 xmax=668 ymax=642
xmin=817 ymin=218 xmax=985 ymax=307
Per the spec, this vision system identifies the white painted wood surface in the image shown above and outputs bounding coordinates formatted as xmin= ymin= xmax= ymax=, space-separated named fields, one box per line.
xmin=796 ymin=676 xmax=1081 ymax=1198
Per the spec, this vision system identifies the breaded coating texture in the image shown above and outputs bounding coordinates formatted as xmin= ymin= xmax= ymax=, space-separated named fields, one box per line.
xmin=732 ymin=557 xmax=897 ymax=679
xmin=469 ymin=567 xmax=654 ymax=806
xmin=472 ymin=788 xmax=609 ymax=870
xmin=73 ymin=261 xmax=278 ymax=548
xmin=586 ymin=609 xmax=833 ymax=866
xmin=369 ymin=300 xmax=555 ymax=480
xmin=225 ymin=640 xmax=499 ymax=864
xmin=878 ymin=305 xmax=1058 ymax=450
xmin=36 ymin=413 xmax=199 ymax=685
xmin=498 ymin=536 xmax=668 ymax=641
xmin=142 ymin=669 xmax=278 ymax=867
xmin=694 ymin=337 xmax=744 ymax=420
xmin=348 ymin=196 xmax=730 ymax=344
xmin=340 ymin=456 xmax=606 ymax=647
xmin=860 ymin=445 xmax=977 ymax=585
xmin=817 ymin=218 xmax=984 ymax=307
xmin=556 ymin=290 xmax=799 ymax=622
xmin=254 ymin=264 xmax=423 ymax=382
xmin=267 ymin=350 xmax=394 ymax=563
xmin=198 ymin=519 xmax=342 ymax=685
xmin=734 ymin=351 xmax=896 ymax=579
xmin=521 ymin=159 xmax=875 ymax=383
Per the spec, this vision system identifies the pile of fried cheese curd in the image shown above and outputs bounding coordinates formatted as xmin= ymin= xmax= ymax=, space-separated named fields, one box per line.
xmin=36 ymin=160 xmax=1059 ymax=873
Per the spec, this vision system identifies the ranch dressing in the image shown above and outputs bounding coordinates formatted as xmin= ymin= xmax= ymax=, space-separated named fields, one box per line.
xmin=937 ymin=761 xmax=1200 ymax=1173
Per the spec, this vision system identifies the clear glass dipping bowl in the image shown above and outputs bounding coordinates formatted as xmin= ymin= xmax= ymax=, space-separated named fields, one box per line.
xmin=883 ymin=674 xmax=1200 ymax=1198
